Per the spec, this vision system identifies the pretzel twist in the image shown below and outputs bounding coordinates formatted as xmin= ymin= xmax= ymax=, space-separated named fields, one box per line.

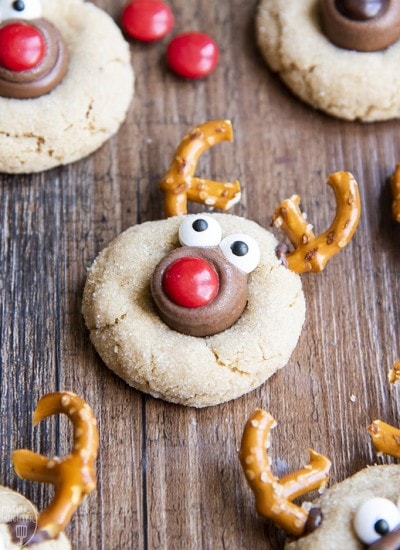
xmin=390 ymin=164 xmax=400 ymax=222
xmin=368 ymin=420 xmax=400 ymax=459
xmin=239 ymin=409 xmax=331 ymax=537
xmin=13 ymin=392 xmax=99 ymax=539
xmin=272 ymin=171 xmax=361 ymax=273
xmin=160 ymin=120 xmax=241 ymax=217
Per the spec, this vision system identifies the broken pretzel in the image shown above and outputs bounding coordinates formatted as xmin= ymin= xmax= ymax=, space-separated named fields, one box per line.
xmin=13 ymin=391 xmax=99 ymax=540
xmin=368 ymin=419 xmax=400 ymax=459
xmin=239 ymin=409 xmax=331 ymax=537
xmin=272 ymin=171 xmax=361 ymax=273
xmin=390 ymin=164 xmax=400 ymax=222
xmin=160 ymin=120 xmax=241 ymax=217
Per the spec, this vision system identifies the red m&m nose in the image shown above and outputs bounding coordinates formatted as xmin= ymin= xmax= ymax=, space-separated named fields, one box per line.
xmin=0 ymin=23 xmax=46 ymax=72
xmin=162 ymin=257 xmax=219 ymax=308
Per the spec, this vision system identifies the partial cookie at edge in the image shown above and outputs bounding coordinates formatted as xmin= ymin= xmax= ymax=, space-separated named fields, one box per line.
xmin=0 ymin=0 xmax=134 ymax=173
xmin=256 ymin=0 xmax=400 ymax=121
xmin=285 ymin=465 xmax=400 ymax=549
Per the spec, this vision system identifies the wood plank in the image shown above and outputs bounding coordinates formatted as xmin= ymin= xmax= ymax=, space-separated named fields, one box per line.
xmin=0 ymin=0 xmax=399 ymax=548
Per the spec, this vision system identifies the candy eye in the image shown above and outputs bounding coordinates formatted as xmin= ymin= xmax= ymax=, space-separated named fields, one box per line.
xmin=354 ymin=497 xmax=400 ymax=544
xmin=179 ymin=214 xmax=222 ymax=247
xmin=12 ymin=1 xmax=25 ymax=11
xmin=219 ymin=233 xmax=260 ymax=274
xmin=0 ymin=0 xmax=41 ymax=21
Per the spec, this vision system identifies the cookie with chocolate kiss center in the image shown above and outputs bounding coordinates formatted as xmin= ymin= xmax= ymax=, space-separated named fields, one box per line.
xmin=335 ymin=0 xmax=388 ymax=21
xmin=320 ymin=0 xmax=400 ymax=51
xmin=151 ymin=246 xmax=248 ymax=337
xmin=0 ymin=18 xmax=68 ymax=98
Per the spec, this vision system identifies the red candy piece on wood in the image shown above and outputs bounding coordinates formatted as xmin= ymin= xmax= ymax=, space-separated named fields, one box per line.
xmin=121 ymin=0 xmax=174 ymax=42
xmin=162 ymin=257 xmax=219 ymax=308
xmin=0 ymin=23 xmax=45 ymax=71
xmin=166 ymin=32 xmax=219 ymax=78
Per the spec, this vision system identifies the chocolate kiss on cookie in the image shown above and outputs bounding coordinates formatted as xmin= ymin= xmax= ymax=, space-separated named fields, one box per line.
xmin=0 ymin=17 xmax=68 ymax=99
xmin=82 ymin=121 xmax=361 ymax=407
xmin=320 ymin=0 xmax=400 ymax=51
xmin=0 ymin=0 xmax=134 ymax=173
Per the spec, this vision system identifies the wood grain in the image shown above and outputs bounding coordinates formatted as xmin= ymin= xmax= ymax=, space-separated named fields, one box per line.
xmin=0 ymin=0 xmax=399 ymax=548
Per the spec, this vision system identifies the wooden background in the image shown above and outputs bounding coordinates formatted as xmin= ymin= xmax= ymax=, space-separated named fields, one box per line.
xmin=0 ymin=0 xmax=399 ymax=548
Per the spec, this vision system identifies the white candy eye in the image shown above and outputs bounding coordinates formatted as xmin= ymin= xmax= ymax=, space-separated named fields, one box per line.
xmin=0 ymin=0 xmax=42 ymax=22
xmin=179 ymin=214 xmax=222 ymax=248
xmin=354 ymin=497 xmax=400 ymax=544
xmin=219 ymin=233 xmax=260 ymax=274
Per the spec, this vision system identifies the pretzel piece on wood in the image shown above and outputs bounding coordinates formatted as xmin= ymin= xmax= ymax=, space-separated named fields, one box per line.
xmin=368 ymin=420 xmax=400 ymax=459
xmin=389 ymin=360 xmax=400 ymax=384
xmin=13 ymin=391 xmax=99 ymax=539
xmin=160 ymin=120 xmax=241 ymax=217
xmin=390 ymin=164 xmax=400 ymax=222
xmin=272 ymin=171 xmax=361 ymax=273
xmin=239 ymin=409 xmax=331 ymax=537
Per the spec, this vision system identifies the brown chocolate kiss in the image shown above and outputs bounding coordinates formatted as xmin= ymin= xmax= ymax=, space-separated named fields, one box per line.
xmin=368 ymin=524 xmax=400 ymax=549
xmin=336 ymin=0 xmax=388 ymax=20
xmin=0 ymin=18 xmax=69 ymax=99
xmin=151 ymin=246 xmax=249 ymax=337
xmin=320 ymin=0 xmax=400 ymax=51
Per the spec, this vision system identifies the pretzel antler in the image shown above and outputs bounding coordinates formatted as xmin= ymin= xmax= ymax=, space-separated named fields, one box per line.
xmin=239 ymin=409 xmax=331 ymax=538
xmin=368 ymin=420 xmax=400 ymax=459
xmin=13 ymin=392 xmax=99 ymax=539
xmin=160 ymin=120 xmax=241 ymax=217
xmin=272 ymin=171 xmax=361 ymax=274
xmin=390 ymin=164 xmax=400 ymax=222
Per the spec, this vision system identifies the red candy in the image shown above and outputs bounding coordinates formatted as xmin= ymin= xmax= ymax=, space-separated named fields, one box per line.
xmin=121 ymin=0 xmax=174 ymax=42
xmin=166 ymin=32 xmax=219 ymax=78
xmin=0 ymin=23 xmax=45 ymax=72
xmin=162 ymin=257 xmax=219 ymax=308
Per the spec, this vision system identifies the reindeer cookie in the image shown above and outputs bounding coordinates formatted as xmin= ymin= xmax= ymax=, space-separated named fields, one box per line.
xmin=0 ymin=391 xmax=98 ymax=548
xmin=256 ymin=0 xmax=400 ymax=121
xmin=0 ymin=0 xmax=133 ymax=173
xmin=240 ymin=410 xmax=400 ymax=549
xmin=82 ymin=120 xmax=361 ymax=407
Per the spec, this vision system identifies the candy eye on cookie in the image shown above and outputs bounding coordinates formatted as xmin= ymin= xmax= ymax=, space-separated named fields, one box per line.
xmin=353 ymin=497 xmax=400 ymax=548
xmin=0 ymin=0 xmax=42 ymax=21
xmin=151 ymin=214 xmax=261 ymax=337
xmin=0 ymin=0 xmax=69 ymax=98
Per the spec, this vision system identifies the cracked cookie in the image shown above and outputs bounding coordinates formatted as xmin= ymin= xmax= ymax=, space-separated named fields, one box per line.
xmin=256 ymin=0 xmax=400 ymax=121
xmin=82 ymin=214 xmax=306 ymax=407
xmin=0 ymin=0 xmax=133 ymax=173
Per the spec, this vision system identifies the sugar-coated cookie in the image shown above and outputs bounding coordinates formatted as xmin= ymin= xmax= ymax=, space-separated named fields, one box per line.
xmin=0 ymin=0 xmax=134 ymax=173
xmin=82 ymin=214 xmax=306 ymax=407
xmin=256 ymin=0 xmax=400 ymax=121
xmin=285 ymin=465 xmax=400 ymax=549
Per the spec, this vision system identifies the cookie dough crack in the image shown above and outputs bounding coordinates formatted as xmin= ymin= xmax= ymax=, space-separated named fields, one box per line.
xmin=94 ymin=312 xmax=127 ymax=332
xmin=0 ymin=131 xmax=46 ymax=152
xmin=209 ymin=348 xmax=252 ymax=376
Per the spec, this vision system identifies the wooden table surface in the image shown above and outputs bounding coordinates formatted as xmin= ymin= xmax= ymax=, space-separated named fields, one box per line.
xmin=1 ymin=0 xmax=399 ymax=548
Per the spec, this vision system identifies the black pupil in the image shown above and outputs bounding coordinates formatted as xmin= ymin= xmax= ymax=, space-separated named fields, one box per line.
xmin=374 ymin=519 xmax=390 ymax=536
xmin=192 ymin=219 xmax=208 ymax=232
xmin=12 ymin=0 xmax=25 ymax=11
xmin=231 ymin=241 xmax=248 ymax=256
